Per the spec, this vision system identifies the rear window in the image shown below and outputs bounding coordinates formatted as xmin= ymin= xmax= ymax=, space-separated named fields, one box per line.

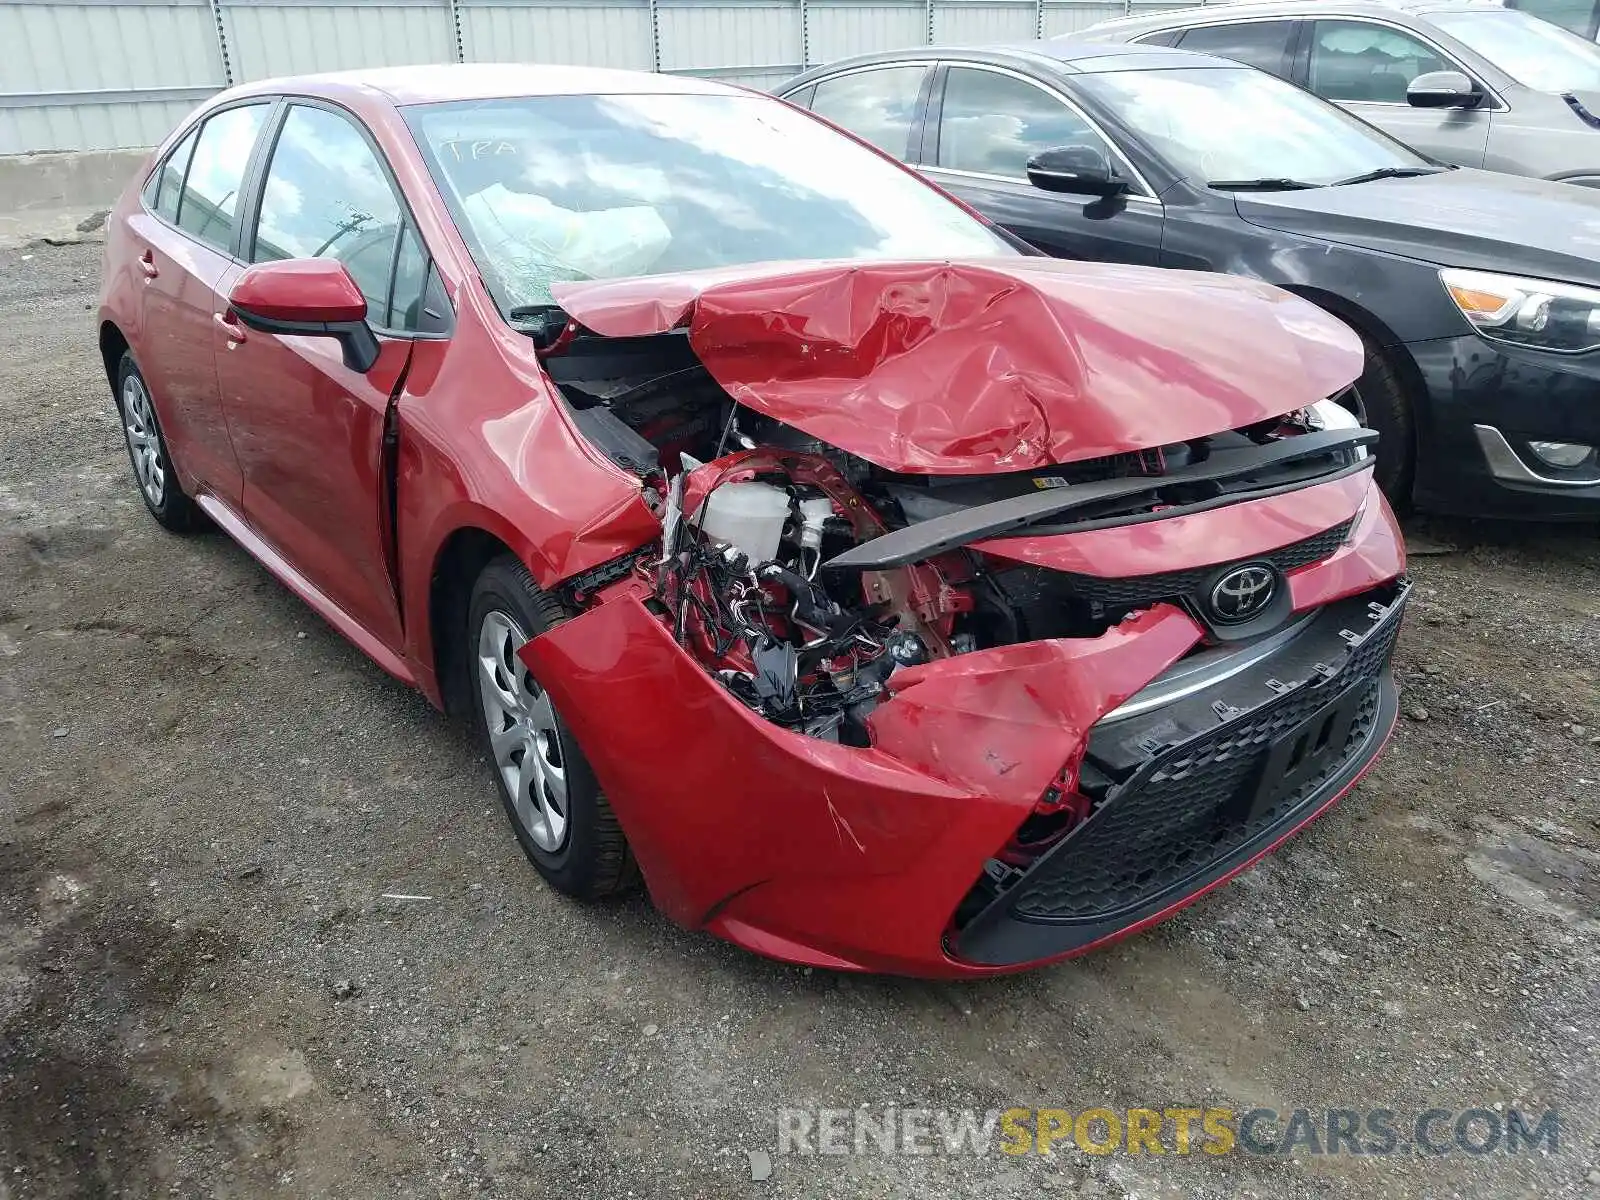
xmin=1177 ymin=21 xmax=1298 ymax=77
xmin=805 ymin=66 xmax=928 ymax=160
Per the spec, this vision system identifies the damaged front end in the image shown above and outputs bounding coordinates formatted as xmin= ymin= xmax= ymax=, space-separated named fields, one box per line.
xmin=518 ymin=259 xmax=1409 ymax=976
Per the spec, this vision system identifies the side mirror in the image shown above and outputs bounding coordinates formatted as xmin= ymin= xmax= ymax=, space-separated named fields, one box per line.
xmin=228 ymin=258 xmax=380 ymax=373
xmin=1025 ymin=145 xmax=1127 ymax=198
xmin=1406 ymin=70 xmax=1482 ymax=109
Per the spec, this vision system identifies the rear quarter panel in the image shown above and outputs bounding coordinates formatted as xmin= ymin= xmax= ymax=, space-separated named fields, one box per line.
xmin=97 ymin=164 xmax=157 ymax=377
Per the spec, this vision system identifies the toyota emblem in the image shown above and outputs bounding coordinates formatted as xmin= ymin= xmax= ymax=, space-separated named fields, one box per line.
xmin=1209 ymin=564 xmax=1277 ymax=624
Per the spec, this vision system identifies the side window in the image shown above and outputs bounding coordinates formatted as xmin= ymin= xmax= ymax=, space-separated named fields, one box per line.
xmin=176 ymin=104 xmax=269 ymax=252
xmin=1176 ymin=21 xmax=1298 ymax=77
xmin=1134 ymin=28 xmax=1183 ymax=48
xmin=807 ymin=66 xmax=928 ymax=160
xmin=936 ymin=67 xmax=1118 ymax=183
xmin=148 ymin=126 xmax=199 ymax=220
xmin=1309 ymin=21 xmax=1454 ymax=103
xmin=252 ymin=104 xmax=419 ymax=330
xmin=783 ymin=83 xmax=817 ymax=109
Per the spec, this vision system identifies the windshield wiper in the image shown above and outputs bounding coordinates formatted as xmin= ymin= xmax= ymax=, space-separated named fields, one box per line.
xmin=1207 ymin=177 xmax=1323 ymax=191
xmin=1331 ymin=165 xmax=1442 ymax=187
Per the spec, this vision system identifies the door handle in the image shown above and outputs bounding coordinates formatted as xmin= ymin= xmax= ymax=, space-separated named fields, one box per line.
xmin=138 ymin=250 xmax=158 ymax=279
xmin=213 ymin=311 xmax=247 ymax=345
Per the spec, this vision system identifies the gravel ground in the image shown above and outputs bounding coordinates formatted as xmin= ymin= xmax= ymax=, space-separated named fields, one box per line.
xmin=1 ymin=240 xmax=1598 ymax=1199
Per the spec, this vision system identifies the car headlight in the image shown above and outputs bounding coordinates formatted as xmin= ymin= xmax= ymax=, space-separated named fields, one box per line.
xmin=1441 ymin=268 xmax=1600 ymax=353
xmin=1305 ymin=395 xmax=1369 ymax=459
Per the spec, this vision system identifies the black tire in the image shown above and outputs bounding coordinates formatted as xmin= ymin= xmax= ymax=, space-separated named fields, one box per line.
xmin=1344 ymin=337 xmax=1416 ymax=508
xmin=466 ymin=554 xmax=636 ymax=899
xmin=115 ymin=351 xmax=200 ymax=533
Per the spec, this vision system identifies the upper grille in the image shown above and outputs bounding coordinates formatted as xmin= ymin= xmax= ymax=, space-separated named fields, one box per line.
xmin=998 ymin=588 xmax=1402 ymax=926
xmin=1054 ymin=517 xmax=1354 ymax=609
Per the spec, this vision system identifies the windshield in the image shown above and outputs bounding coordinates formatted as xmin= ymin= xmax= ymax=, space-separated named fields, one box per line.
xmin=1432 ymin=9 xmax=1600 ymax=92
xmin=1075 ymin=66 xmax=1434 ymax=187
xmin=405 ymin=93 xmax=1012 ymax=312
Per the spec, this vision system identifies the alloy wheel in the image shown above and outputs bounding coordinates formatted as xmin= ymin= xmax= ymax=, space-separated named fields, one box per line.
xmin=477 ymin=610 xmax=568 ymax=852
xmin=122 ymin=375 xmax=166 ymax=507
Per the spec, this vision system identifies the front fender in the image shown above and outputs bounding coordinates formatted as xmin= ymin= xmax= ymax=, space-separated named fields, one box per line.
xmin=393 ymin=335 xmax=660 ymax=701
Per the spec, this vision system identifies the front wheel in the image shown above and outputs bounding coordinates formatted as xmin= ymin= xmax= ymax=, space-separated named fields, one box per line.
xmin=467 ymin=555 xmax=635 ymax=899
xmin=1340 ymin=338 xmax=1416 ymax=508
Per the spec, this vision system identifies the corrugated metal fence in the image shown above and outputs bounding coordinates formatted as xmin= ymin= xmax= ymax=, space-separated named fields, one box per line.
xmin=0 ymin=0 xmax=1199 ymax=154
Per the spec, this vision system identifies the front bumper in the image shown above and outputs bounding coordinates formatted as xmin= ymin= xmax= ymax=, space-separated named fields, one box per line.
xmin=1410 ymin=335 xmax=1600 ymax=519
xmin=521 ymin=493 xmax=1407 ymax=978
xmin=949 ymin=580 xmax=1406 ymax=968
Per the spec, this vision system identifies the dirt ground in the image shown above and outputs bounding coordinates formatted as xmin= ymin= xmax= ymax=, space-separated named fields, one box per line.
xmin=1 ymin=239 xmax=1597 ymax=1199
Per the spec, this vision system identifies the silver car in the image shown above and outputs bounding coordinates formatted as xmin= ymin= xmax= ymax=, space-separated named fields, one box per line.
xmin=1076 ymin=0 xmax=1600 ymax=184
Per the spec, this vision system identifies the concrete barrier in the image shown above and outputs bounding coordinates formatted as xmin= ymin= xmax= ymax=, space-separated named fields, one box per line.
xmin=0 ymin=148 xmax=150 ymax=213
xmin=0 ymin=148 xmax=151 ymax=248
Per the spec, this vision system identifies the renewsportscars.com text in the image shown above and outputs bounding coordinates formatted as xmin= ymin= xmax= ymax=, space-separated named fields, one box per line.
xmin=776 ymin=1105 xmax=1561 ymax=1158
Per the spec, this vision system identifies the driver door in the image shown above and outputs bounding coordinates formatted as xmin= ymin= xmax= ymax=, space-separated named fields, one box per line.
xmin=215 ymin=101 xmax=448 ymax=654
xmin=1303 ymin=19 xmax=1493 ymax=167
xmin=917 ymin=64 xmax=1165 ymax=265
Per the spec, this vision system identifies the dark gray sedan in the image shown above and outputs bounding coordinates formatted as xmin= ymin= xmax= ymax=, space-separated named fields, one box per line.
xmin=778 ymin=41 xmax=1600 ymax=519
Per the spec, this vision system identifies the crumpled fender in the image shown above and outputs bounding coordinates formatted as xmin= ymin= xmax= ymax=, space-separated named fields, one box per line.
xmin=552 ymin=258 xmax=1362 ymax=474
xmin=518 ymin=596 xmax=1203 ymax=962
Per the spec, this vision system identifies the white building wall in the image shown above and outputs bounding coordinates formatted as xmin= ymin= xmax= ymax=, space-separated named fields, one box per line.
xmin=0 ymin=0 xmax=1201 ymax=153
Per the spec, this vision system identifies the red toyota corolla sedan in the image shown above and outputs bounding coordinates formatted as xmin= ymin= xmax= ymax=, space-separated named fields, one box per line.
xmin=98 ymin=64 xmax=1408 ymax=977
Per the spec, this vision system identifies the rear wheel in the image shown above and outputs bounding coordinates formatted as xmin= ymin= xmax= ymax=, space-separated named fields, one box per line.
xmin=1339 ymin=337 xmax=1415 ymax=508
xmin=116 ymin=351 xmax=200 ymax=532
xmin=467 ymin=555 xmax=635 ymax=899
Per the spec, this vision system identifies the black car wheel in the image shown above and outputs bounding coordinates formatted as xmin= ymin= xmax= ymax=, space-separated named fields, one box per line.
xmin=116 ymin=351 xmax=200 ymax=532
xmin=1341 ymin=337 xmax=1416 ymax=508
xmin=467 ymin=554 xmax=636 ymax=899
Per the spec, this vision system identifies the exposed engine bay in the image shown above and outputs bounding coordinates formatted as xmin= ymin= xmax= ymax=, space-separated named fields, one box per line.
xmin=542 ymin=323 xmax=1374 ymax=746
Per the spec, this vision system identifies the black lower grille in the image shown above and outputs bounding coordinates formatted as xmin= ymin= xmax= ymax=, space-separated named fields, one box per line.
xmin=1009 ymin=678 xmax=1381 ymax=922
xmin=953 ymin=583 xmax=1406 ymax=962
xmin=1057 ymin=517 xmax=1354 ymax=608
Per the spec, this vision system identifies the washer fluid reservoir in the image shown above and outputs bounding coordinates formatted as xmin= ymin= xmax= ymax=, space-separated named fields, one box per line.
xmin=691 ymin=481 xmax=790 ymax=566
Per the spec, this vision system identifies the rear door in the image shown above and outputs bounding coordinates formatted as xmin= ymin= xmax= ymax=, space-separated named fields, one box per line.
xmin=214 ymin=100 xmax=450 ymax=652
xmin=919 ymin=64 xmax=1165 ymax=265
xmin=1302 ymin=18 xmax=1494 ymax=166
xmin=127 ymin=102 xmax=273 ymax=505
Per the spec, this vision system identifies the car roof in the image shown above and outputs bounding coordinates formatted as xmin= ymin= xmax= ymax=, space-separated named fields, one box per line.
xmin=223 ymin=62 xmax=745 ymax=108
xmin=784 ymin=39 xmax=1239 ymax=83
xmin=1082 ymin=0 xmax=1507 ymax=33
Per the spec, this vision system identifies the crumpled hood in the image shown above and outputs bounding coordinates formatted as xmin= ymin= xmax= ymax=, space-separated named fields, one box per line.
xmin=1236 ymin=169 xmax=1600 ymax=289
xmin=550 ymin=258 xmax=1361 ymax=474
